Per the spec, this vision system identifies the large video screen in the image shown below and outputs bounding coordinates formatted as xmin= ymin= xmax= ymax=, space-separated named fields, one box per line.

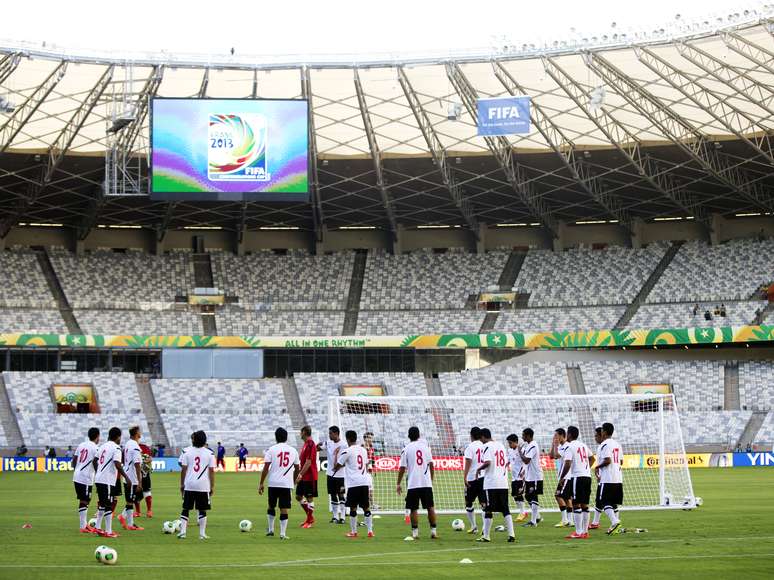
xmin=150 ymin=98 xmax=308 ymax=201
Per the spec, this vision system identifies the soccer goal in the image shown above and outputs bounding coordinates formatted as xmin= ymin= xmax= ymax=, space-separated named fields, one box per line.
xmin=328 ymin=394 xmax=696 ymax=514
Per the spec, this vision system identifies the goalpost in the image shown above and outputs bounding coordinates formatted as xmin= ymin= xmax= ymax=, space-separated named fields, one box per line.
xmin=328 ymin=394 xmax=696 ymax=514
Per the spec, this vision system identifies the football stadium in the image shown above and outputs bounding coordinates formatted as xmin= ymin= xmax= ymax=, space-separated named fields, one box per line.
xmin=0 ymin=0 xmax=773 ymax=577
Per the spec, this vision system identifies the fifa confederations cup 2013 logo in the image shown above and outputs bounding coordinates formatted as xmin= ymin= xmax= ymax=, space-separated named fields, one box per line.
xmin=208 ymin=113 xmax=270 ymax=182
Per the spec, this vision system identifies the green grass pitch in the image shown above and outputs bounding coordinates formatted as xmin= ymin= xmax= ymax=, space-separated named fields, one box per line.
xmin=0 ymin=469 xmax=772 ymax=579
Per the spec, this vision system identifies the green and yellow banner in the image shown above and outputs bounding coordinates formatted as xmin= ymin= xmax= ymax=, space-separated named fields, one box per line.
xmin=0 ymin=324 xmax=770 ymax=350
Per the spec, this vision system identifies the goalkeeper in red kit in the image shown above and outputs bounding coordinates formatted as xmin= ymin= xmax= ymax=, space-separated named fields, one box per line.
xmin=295 ymin=426 xmax=318 ymax=528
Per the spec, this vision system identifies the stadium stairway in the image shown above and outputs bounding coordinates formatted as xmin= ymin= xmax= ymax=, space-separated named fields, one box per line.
xmin=135 ymin=374 xmax=170 ymax=449
xmin=425 ymin=375 xmax=456 ymax=449
xmin=738 ymin=411 xmax=768 ymax=449
xmin=0 ymin=373 xmax=25 ymax=450
xmin=193 ymin=253 xmax=217 ymax=334
xmin=614 ymin=240 xmax=684 ymax=329
xmin=282 ymin=376 xmax=308 ymax=432
xmin=566 ymin=365 xmax=586 ymax=395
xmin=752 ymin=302 xmax=774 ymax=325
xmin=567 ymin=365 xmax=596 ymax=442
xmin=480 ymin=249 xmax=528 ymax=333
xmin=425 ymin=375 xmax=443 ymax=396
xmin=35 ymin=247 xmax=82 ymax=334
xmin=342 ymin=249 xmax=367 ymax=335
xmin=724 ymin=362 xmax=741 ymax=410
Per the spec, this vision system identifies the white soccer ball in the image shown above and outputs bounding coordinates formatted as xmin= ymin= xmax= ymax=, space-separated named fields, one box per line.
xmin=100 ymin=547 xmax=118 ymax=565
xmin=451 ymin=518 xmax=465 ymax=531
xmin=162 ymin=521 xmax=176 ymax=534
xmin=88 ymin=517 xmax=97 ymax=529
xmin=239 ymin=519 xmax=253 ymax=532
xmin=94 ymin=545 xmax=109 ymax=562
xmin=695 ymin=496 xmax=703 ymax=507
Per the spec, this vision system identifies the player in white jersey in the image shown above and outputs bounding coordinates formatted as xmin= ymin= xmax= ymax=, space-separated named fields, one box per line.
xmin=595 ymin=422 xmax=623 ymax=535
xmin=476 ymin=428 xmax=516 ymax=542
xmin=519 ymin=427 xmax=543 ymax=527
xmin=550 ymin=427 xmax=574 ymax=528
xmin=118 ymin=425 xmax=145 ymax=532
xmin=557 ymin=425 xmax=595 ymax=540
xmin=474 ymin=428 xmax=515 ymax=543
xmin=334 ymin=429 xmax=374 ymax=538
xmin=505 ymin=433 xmax=528 ymax=522
xmin=94 ymin=427 xmax=129 ymax=538
xmin=259 ymin=427 xmax=300 ymax=540
xmin=462 ymin=426 xmax=486 ymax=534
xmin=589 ymin=427 xmax=605 ymax=530
xmin=396 ymin=426 xmax=437 ymax=540
xmin=178 ymin=430 xmax=216 ymax=540
xmin=72 ymin=427 xmax=100 ymax=533
xmin=318 ymin=425 xmax=347 ymax=524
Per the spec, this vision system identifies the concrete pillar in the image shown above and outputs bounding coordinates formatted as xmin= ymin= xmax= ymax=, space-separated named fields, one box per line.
xmin=475 ymin=222 xmax=487 ymax=254
xmin=154 ymin=235 xmax=165 ymax=256
xmin=75 ymin=238 xmax=86 ymax=255
xmin=314 ymin=225 xmax=328 ymax=255
xmin=630 ymin=218 xmax=645 ymax=249
xmin=236 ymin=236 xmax=246 ymax=256
xmin=552 ymin=220 xmax=567 ymax=252
xmin=0 ymin=236 xmax=6 ymax=251
xmin=710 ymin=213 xmax=725 ymax=245
xmin=392 ymin=224 xmax=404 ymax=255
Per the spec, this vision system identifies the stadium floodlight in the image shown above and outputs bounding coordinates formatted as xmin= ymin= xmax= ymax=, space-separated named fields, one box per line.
xmin=0 ymin=95 xmax=15 ymax=113
xmin=447 ymin=101 xmax=462 ymax=121
xmin=329 ymin=394 xmax=696 ymax=514
xmin=108 ymin=107 xmax=137 ymax=133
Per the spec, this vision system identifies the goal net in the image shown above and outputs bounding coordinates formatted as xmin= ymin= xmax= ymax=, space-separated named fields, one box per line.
xmin=328 ymin=394 xmax=696 ymax=514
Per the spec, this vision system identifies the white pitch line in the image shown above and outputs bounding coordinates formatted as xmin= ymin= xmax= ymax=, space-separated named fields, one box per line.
xmin=1 ymin=534 xmax=772 ymax=569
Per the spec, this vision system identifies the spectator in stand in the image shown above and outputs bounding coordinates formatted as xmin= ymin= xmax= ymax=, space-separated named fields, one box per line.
xmin=720 ymin=304 xmax=726 ymax=317
xmin=692 ymin=304 xmax=699 ymax=316
xmin=47 ymin=446 xmax=57 ymax=458
xmin=16 ymin=444 xmax=27 ymax=456
xmin=64 ymin=446 xmax=74 ymax=459
xmin=746 ymin=443 xmax=752 ymax=453
xmin=704 ymin=310 xmax=713 ymax=321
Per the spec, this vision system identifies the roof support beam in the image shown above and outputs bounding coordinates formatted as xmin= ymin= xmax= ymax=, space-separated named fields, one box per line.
xmin=0 ymin=64 xmax=115 ymax=238
xmin=238 ymin=201 xmax=247 ymax=243
xmin=586 ymin=51 xmax=774 ymax=213
xmin=301 ymin=66 xmax=324 ymax=242
xmin=0 ymin=60 xmax=67 ymax=154
xmin=397 ymin=66 xmax=480 ymax=237
xmin=721 ymin=30 xmax=774 ymax=77
xmin=0 ymin=52 xmax=22 ymax=85
xmin=542 ymin=55 xmax=712 ymax=232
xmin=635 ymin=46 xmax=774 ymax=165
xmin=353 ymin=68 xmax=398 ymax=240
xmin=677 ymin=40 xmax=774 ymax=119
xmin=491 ymin=60 xmax=634 ymax=234
xmin=443 ymin=63 xmax=556 ymax=238
xmin=198 ymin=68 xmax=210 ymax=98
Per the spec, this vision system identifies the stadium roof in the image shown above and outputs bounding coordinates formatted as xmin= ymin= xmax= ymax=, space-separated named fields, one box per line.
xmin=0 ymin=16 xmax=773 ymax=240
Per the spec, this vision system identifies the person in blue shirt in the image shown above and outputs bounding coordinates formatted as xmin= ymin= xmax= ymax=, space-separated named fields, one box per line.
xmin=216 ymin=442 xmax=226 ymax=470
xmin=237 ymin=444 xmax=248 ymax=471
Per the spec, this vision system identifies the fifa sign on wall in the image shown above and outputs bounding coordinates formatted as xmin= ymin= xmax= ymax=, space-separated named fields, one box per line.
xmin=477 ymin=96 xmax=531 ymax=136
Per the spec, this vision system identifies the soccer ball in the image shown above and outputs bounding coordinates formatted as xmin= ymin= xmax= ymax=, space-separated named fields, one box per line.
xmin=94 ymin=545 xmax=109 ymax=562
xmin=695 ymin=496 xmax=703 ymax=507
xmin=451 ymin=518 xmax=465 ymax=531
xmin=162 ymin=521 xmax=176 ymax=534
xmin=239 ymin=519 xmax=253 ymax=532
xmin=88 ymin=517 xmax=97 ymax=528
xmin=100 ymin=548 xmax=118 ymax=565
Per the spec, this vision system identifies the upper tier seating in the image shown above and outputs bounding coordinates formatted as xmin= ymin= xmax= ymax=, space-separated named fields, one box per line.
xmin=356 ymin=310 xmax=485 ymax=335
xmin=360 ymin=249 xmax=507 ymax=310
xmin=627 ymin=301 xmax=765 ymax=329
xmin=75 ymin=309 xmax=203 ymax=335
xmin=495 ymin=306 xmax=625 ymax=333
xmin=210 ymin=250 xmax=354 ymax=310
xmin=0 ymin=308 xmax=67 ymax=333
xmin=647 ymin=238 xmax=774 ymax=303
xmin=738 ymin=361 xmax=774 ymax=412
xmin=0 ymin=249 xmax=56 ymax=308
xmin=217 ymin=307 xmax=345 ymax=336
xmin=49 ymin=248 xmax=196 ymax=308
xmin=514 ymin=243 xmax=668 ymax=307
